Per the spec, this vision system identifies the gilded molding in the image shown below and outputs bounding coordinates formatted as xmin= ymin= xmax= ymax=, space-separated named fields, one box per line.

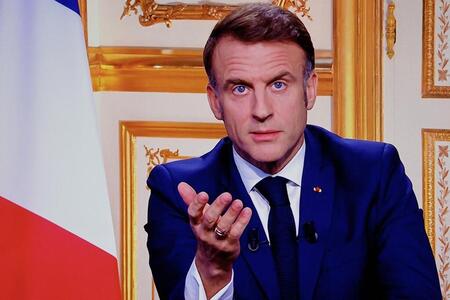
xmin=333 ymin=0 xmax=383 ymax=141
xmin=120 ymin=121 xmax=226 ymax=300
xmin=78 ymin=0 xmax=88 ymax=46
xmin=422 ymin=0 xmax=450 ymax=97
xmin=423 ymin=129 xmax=438 ymax=254
xmin=385 ymin=1 xmax=396 ymax=59
xmin=88 ymin=46 xmax=333 ymax=95
xmin=121 ymin=0 xmax=311 ymax=27
xmin=89 ymin=47 xmax=205 ymax=93
xmin=120 ymin=122 xmax=136 ymax=300
xmin=436 ymin=144 xmax=450 ymax=294
xmin=422 ymin=129 xmax=450 ymax=295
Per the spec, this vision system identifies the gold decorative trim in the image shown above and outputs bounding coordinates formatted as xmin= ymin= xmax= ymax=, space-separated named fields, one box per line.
xmin=423 ymin=129 xmax=450 ymax=250
xmin=78 ymin=0 xmax=88 ymax=46
xmin=436 ymin=144 xmax=450 ymax=294
xmin=88 ymin=46 xmax=333 ymax=95
xmin=385 ymin=1 xmax=396 ymax=59
xmin=422 ymin=129 xmax=450 ymax=295
xmin=333 ymin=0 xmax=383 ymax=141
xmin=121 ymin=0 xmax=311 ymax=27
xmin=422 ymin=0 xmax=450 ymax=97
xmin=120 ymin=121 xmax=226 ymax=300
xmin=436 ymin=1 xmax=450 ymax=82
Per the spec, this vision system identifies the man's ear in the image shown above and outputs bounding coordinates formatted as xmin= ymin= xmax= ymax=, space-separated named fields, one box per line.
xmin=305 ymin=71 xmax=318 ymax=110
xmin=207 ymin=84 xmax=224 ymax=120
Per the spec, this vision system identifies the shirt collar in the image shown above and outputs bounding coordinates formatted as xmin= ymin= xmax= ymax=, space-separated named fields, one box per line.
xmin=232 ymin=142 xmax=306 ymax=193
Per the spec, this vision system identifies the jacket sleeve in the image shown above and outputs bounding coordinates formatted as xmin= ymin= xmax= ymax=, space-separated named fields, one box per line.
xmin=373 ymin=143 xmax=441 ymax=299
xmin=145 ymin=164 xmax=197 ymax=300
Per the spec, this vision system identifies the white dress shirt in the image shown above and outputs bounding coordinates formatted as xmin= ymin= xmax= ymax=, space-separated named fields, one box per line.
xmin=185 ymin=142 xmax=306 ymax=300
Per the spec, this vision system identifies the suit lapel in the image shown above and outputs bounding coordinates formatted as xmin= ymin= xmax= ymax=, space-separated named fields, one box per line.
xmin=298 ymin=128 xmax=335 ymax=300
xmin=221 ymin=143 xmax=281 ymax=300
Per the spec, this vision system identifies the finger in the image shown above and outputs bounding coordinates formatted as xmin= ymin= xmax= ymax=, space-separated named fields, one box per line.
xmin=228 ymin=207 xmax=252 ymax=241
xmin=202 ymin=192 xmax=232 ymax=229
xmin=215 ymin=199 xmax=244 ymax=234
xmin=178 ymin=182 xmax=210 ymax=225
xmin=177 ymin=182 xmax=197 ymax=206
xmin=188 ymin=191 xmax=209 ymax=225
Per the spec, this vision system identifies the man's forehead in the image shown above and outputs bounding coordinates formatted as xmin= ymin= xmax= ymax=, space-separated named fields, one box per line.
xmin=214 ymin=35 xmax=304 ymax=52
xmin=211 ymin=37 xmax=307 ymax=73
xmin=213 ymin=36 xmax=306 ymax=60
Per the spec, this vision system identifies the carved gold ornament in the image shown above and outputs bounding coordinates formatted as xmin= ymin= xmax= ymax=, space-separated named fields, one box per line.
xmin=144 ymin=146 xmax=190 ymax=177
xmin=385 ymin=1 xmax=396 ymax=59
xmin=121 ymin=0 xmax=311 ymax=28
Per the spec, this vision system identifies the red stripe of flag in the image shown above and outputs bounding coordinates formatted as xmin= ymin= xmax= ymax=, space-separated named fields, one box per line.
xmin=0 ymin=196 xmax=121 ymax=300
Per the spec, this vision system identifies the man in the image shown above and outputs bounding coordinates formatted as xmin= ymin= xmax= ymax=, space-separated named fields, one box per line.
xmin=145 ymin=3 xmax=441 ymax=299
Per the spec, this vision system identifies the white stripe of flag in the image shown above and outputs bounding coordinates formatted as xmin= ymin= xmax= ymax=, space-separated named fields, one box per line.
xmin=0 ymin=0 xmax=121 ymax=298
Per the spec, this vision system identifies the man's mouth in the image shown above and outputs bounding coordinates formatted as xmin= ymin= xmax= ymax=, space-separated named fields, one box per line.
xmin=250 ymin=130 xmax=281 ymax=142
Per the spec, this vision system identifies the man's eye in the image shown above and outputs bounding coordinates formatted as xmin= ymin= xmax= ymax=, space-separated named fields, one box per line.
xmin=232 ymin=85 xmax=248 ymax=95
xmin=272 ymin=81 xmax=286 ymax=90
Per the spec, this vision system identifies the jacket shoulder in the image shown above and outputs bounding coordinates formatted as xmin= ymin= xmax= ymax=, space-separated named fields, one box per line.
xmin=147 ymin=137 xmax=231 ymax=192
xmin=306 ymin=125 xmax=396 ymax=163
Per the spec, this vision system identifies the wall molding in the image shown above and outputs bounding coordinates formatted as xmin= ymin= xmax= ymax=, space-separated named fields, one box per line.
xmin=88 ymin=47 xmax=333 ymax=94
xmin=333 ymin=0 xmax=383 ymax=141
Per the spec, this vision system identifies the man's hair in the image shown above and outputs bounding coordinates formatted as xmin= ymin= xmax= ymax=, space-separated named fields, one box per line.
xmin=203 ymin=3 xmax=315 ymax=89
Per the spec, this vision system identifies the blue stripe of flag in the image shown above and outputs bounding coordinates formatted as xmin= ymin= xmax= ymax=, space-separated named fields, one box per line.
xmin=55 ymin=0 xmax=80 ymax=15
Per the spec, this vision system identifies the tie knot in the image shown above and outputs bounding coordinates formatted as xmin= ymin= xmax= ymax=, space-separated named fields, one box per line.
xmin=255 ymin=176 xmax=289 ymax=207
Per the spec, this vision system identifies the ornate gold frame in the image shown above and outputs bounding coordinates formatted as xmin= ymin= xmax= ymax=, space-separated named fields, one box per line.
xmin=120 ymin=121 xmax=226 ymax=300
xmin=422 ymin=0 xmax=450 ymax=97
xmin=423 ymin=129 xmax=450 ymax=251
xmin=422 ymin=128 xmax=450 ymax=295
xmin=121 ymin=0 xmax=312 ymax=27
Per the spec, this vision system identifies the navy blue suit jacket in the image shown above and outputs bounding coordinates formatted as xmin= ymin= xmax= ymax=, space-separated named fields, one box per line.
xmin=145 ymin=125 xmax=441 ymax=299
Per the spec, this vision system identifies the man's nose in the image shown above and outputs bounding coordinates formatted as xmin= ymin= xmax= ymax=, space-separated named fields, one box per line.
xmin=252 ymin=90 xmax=273 ymax=122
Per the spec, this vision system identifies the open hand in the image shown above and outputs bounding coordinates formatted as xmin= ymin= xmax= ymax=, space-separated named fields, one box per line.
xmin=178 ymin=181 xmax=252 ymax=298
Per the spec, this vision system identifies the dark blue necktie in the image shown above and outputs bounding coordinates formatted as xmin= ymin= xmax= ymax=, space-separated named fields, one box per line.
xmin=256 ymin=176 xmax=299 ymax=300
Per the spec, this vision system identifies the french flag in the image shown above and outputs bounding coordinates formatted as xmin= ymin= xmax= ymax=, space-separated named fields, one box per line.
xmin=0 ymin=0 xmax=121 ymax=299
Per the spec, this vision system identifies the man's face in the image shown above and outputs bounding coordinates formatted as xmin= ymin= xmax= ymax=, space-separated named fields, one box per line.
xmin=207 ymin=37 xmax=317 ymax=174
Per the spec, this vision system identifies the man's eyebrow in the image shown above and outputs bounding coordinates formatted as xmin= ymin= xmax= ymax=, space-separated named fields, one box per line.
xmin=266 ymin=71 xmax=295 ymax=83
xmin=223 ymin=78 xmax=252 ymax=90
xmin=221 ymin=71 xmax=295 ymax=89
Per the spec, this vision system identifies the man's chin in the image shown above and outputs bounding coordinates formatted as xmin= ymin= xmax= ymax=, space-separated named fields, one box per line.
xmin=244 ymin=145 xmax=299 ymax=173
xmin=248 ymin=153 xmax=285 ymax=168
